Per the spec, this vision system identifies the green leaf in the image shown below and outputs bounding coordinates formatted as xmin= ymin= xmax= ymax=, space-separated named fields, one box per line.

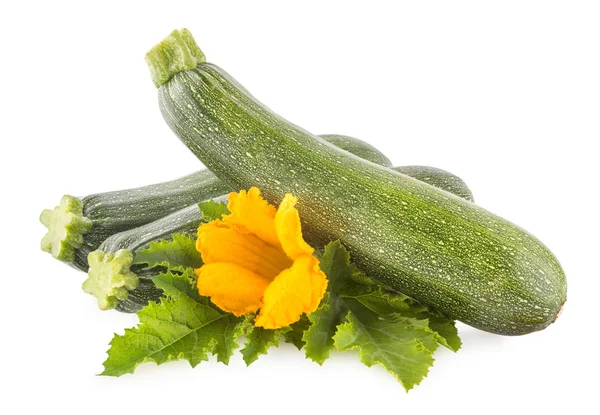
xmin=152 ymin=268 xmax=204 ymax=303
xmin=283 ymin=316 xmax=311 ymax=350
xmin=102 ymin=240 xmax=460 ymax=385
xmin=303 ymin=241 xmax=461 ymax=389
xmin=198 ymin=199 xmax=229 ymax=222
xmin=340 ymin=286 xmax=410 ymax=315
xmin=101 ymin=271 xmax=243 ymax=377
xmin=303 ymin=293 xmax=346 ymax=364
xmin=425 ymin=315 xmax=461 ymax=352
xmin=318 ymin=240 xmax=363 ymax=294
xmin=133 ymin=233 xmax=202 ymax=272
xmin=241 ymin=324 xmax=289 ymax=365
xmin=334 ymin=301 xmax=439 ymax=391
xmin=339 ymin=285 xmax=461 ymax=352
xmin=302 ymin=241 xmax=360 ymax=363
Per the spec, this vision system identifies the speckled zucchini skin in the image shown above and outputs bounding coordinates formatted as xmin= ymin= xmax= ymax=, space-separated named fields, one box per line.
xmin=70 ymin=134 xmax=473 ymax=271
xmin=95 ymin=140 xmax=473 ymax=313
xmin=98 ymin=204 xmax=203 ymax=254
xmin=323 ymin=135 xmax=474 ymax=202
xmin=157 ymin=62 xmax=566 ymax=335
xmin=71 ymin=170 xmax=230 ymax=270
xmin=393 ymin=166 xmax=474 ymax=202
xmin=98 ymin=204 xmax=204 ymax=313
xmin=320 ymin=134 xmax=393 ymax=168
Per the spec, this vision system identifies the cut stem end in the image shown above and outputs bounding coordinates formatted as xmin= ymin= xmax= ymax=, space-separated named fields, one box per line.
xmin=40 ymin=195 xmax=93 ymax=262
xmin=145 ymin=28 xmax=205 ymax=88
xmin=83 ymin=249 xmax=140 ymax=310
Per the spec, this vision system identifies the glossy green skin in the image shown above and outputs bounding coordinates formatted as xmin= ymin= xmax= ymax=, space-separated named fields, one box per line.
xmin=393 ymin=166 xmax=474 ymax=202
xmin=320 ymin=134 xmax=394 ymax=169
xmin=100 ymin=142 xmax=473 ymax=313
xmin=157 ymin=63 xmax=566 ymax=335
xmin=92 ymin=137 xmax=400 ymax=314
xmin=323 ymin=135 xmax=474 ymax=202
xmin=71 ymin=133 xmax=472 ymax=271
xmin=72 ymin=170 xmax=230 ymax=271
xmin=99 ymin=204 xmax=205 ymax=313
xmin=70 ymin=135 xmax=382 ymax=272
xmin=99 ymin=204 xmax=203 ymax=254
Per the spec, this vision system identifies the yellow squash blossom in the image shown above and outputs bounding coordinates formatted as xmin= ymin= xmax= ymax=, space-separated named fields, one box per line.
xmin=195 ymin=187 xmax=328 ymax=329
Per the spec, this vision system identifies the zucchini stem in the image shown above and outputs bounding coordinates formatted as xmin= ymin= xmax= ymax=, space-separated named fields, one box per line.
xmin=145 ymin=28 xmax=205 ymax=88
xmin=83 ymin=250 xmax=139 ymax=310
xmin=40 ymin=195 xmax=93 ymax=262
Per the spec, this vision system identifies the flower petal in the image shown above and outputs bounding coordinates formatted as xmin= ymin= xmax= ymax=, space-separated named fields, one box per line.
xmin=274 ymin=194 xmax=314 ymax=259
xmin=196 ymin=262 xmax=270 ymax=316
xmin=197 ymin=219 xmax=292 ymax=279
xmin=223 ymin=187 xmax=280 ymax=247
xmin=255 ymin=255 xmax=328 ymax=329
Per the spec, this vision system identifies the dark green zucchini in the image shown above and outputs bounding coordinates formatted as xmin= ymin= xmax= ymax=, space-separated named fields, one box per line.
xmin=40 ymin=170 xmax=230 ymax=271
xmin=83 ymin=203 xmax=208 ymax=313
xmin=146 ymin=29 xmax=566 ymax=335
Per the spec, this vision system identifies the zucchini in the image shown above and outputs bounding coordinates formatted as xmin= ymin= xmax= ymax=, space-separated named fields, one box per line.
xmin=146 ymin=29 xmax=566 ymax=335
xmin=322 ymin=135 xmax=475 ymax=202
xmin=41 ymin=134 xmax=472 ymax=272
xmin=82 ymin=139 xmax=474 ymax=313
xmin=83 ymin=203 xmax=209 ymax=313
xmin=392 ymin=166 xmax=473 ymax=202
xmin=40 ymin=170 xmax=230 ymax=271
xmin=320 ymin=134 xmax=393 ymax=168
xmin=39 ymin=134 xmax=379 ymax=271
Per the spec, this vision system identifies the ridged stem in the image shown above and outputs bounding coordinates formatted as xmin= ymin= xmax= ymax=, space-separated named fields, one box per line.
xmin=145 ymin=28 xmax=205 ymax=87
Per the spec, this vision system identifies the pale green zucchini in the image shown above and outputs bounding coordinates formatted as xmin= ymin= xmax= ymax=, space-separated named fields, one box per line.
xmin=82 ymin=137 xmax=474 ymax=313
xmin=392 ymin=165 xmax=474 ymax=202
xmin=320 ymin=134 xmax=393 ymax=168
xmin=41 ymin=133 xmax=472 ymax=273
xmin=324 ymin=135 xmax=474 ymax=201
xmin=146 ymin=29 xmax=566 ymax=335
xmin=39 ymin=134 xmax=381 ymax=272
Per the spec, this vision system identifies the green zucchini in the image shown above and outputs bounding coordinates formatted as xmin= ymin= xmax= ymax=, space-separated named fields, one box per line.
xmin=146 ymin=29 xmax=566 ymax=335
xmin=82 ymin=139 xmax=474 ymax=313
xmin=41 ymin=133 xmax=472 ymax=272
xmin=392 ymin=166 xmax=473 ymax=202
xmin=83 ymin=203 xmax=209 ymax=313
xmin=323 ymin=135 xmax=474 ymax=202
xmin=320 ymin=134 xmax=393 ymax=169
xmin=40 ymin=170 xmax=230 ymax=271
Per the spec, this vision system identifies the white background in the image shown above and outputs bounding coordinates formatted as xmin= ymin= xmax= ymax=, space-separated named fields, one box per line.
xmin=1 ymin=1 xmax=598 ymax=414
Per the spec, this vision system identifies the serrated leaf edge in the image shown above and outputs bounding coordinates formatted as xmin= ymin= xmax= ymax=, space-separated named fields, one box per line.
xmin=333 ymin=312 xmax=437 ymax=392
xmin=100 ymin=299 xmax=231 ymax=377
